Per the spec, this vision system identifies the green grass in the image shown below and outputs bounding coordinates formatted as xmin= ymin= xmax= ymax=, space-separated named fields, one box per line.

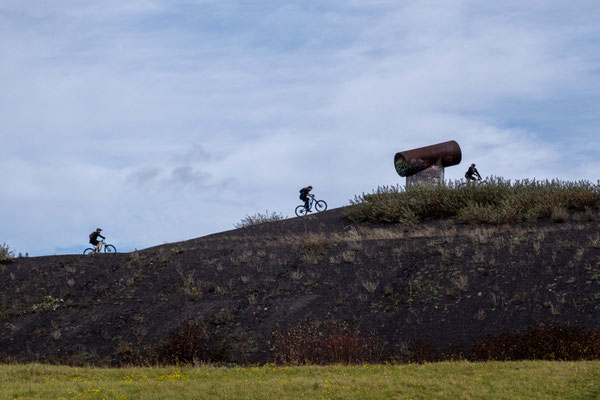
xmin=346 ymin=178 xmax=600 ymax=224
xmin=1 ymin=362 xmax=599 ymax=399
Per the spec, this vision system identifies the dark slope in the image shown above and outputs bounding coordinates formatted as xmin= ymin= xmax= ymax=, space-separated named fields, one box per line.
xmin=1 ymin=208 xmax=599 ymax=364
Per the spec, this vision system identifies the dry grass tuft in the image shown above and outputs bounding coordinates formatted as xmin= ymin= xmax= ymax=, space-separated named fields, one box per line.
xmin=177 ymin=266 xmax=203 ymax=300
xmin=290 ymin=270 xmax=304 ymax=280
xmin=475 ymin=309 xmax=486 ymax=321
xmin=303 ymin=233 xmax=335 ymax=254
xmin=328 ymin=255 xmax=341 ymax=264
xmin=467 ymin=227 xmax=495 ymax=244
xmin=590 ymin=234 xmax=600 ymax=249
xmin=472 ymin=250 xmax=486 ymax=264
xmin=551 ymin=207 xmax=569 ymax=223
xmin=451 ymin=274 xmax=469 ymax=292
xmin=361 ymin=228 xmax=404 ymax=241
xmin=361 ymin=280 xmax=379 ymax=293
xmin=344 ymin=227 xmax=361 ymax=241
xmin=341 ymin=250 xmax=356 ymax=264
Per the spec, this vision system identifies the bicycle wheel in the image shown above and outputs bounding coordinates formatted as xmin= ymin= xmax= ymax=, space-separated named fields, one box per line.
xmin=83 ymin=248 xmax=95 ymax=255
xmin=315 ymin=200 xmax=327 ymax=212
xmin=104 ymin=244 xmax=117 ymax=253
xmin=295 ymin=205 xmax=307 ymax=217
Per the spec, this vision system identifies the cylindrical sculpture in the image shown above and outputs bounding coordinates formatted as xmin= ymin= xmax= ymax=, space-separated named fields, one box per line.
xmin=394 ymin=140 xmax=462 ymax=178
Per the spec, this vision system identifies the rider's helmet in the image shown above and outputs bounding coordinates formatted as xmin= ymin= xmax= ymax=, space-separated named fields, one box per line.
xmin=96 ymin=228 xmax=102 ymax=232
xmin=471 ymin=164 xmax=476 ymax=167
xmin=308 ymin=186 xmax=313 ymax=189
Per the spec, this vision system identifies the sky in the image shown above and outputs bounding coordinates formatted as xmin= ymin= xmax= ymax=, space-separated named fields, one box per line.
xmin=1 ymin=0 xmax=600 ymax=256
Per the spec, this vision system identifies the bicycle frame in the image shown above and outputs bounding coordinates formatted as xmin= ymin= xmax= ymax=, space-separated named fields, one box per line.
xmin=94 ymin=240 xmax=106 ymax=252
xmin=303 ymin=196 xmax=316 ymax=210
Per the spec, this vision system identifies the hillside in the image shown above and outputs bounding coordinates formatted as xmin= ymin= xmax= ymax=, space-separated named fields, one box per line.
xmin=1 ymin=206 xmax=600 ymax=365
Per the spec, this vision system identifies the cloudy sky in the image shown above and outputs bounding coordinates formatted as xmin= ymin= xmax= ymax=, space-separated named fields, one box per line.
xmin=1 ymin=0 xmax=599 ymax=256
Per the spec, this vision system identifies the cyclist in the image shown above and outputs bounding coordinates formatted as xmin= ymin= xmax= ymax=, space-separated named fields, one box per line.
xmin=465 ymin=163 xmax=482 ymax=182
xmin=89 ymin=228 xmax=105 ymax=252
xmin=299 ymin=186 xmax=314 ymax=213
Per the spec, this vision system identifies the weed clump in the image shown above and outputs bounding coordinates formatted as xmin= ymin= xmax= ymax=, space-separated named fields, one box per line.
xmin=347 ymin=178 xmax=600 ymax=225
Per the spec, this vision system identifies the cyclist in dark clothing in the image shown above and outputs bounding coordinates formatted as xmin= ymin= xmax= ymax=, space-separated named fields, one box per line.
xmin=465 ymin=164 xmax=482 ymax=181
xmin=89 ymin=228 xmax=105 ymax=252
xmin=299 ymin=186 xmax=313 ymax=212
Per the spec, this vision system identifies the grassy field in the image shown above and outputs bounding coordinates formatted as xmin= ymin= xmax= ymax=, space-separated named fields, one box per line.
xmin=1 ymin=362 xmax=599 ymax=400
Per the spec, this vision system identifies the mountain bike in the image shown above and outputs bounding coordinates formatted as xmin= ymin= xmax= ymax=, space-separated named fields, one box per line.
xmin=295 ymin=197 xmax=327 ymax=217
xmin=458 ymin=177 xmax=486 ymax=187
xmin=84 ymin=240 xmax=117 ymax=255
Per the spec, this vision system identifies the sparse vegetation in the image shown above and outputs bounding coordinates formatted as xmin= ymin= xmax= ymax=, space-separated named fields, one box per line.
xmin=290 ymin=270 xmax=304 ymax=280
xmin=451 ymin=275 xmax=469 ymax=292
xmin=248 ymin=292 xmax=258 ymax=305
xmin=234 ymin=210 xmax=287 ymax=228
xmin=214 ymin=308 xmax=233 ymax=325
xmin=341 ymin=250 xmax=356 ymax=263
xmin=589 ymin=233 xmax=600 ymax=249
xmin=475 ymin=309 xmax=486 ymax=320
xmin=177 ymin=267 xmax=203 ymax=301
xmin=300 ymin=233 xmax=334 ymax=264
xmin=361 ymin=280 xmax=379 ymax=293
xmin=302 ymin=233 xmax=334 ymax=253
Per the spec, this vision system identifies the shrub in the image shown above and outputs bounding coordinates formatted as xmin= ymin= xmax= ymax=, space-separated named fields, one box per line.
xmin=271 ymin=320 xmax=386 ymax=364
xmin=154 ymin=322 xmax=228 ymax=364
xmin=0 ymin=243 xmax=14 ymax=264
xmin=234 ymin=210 xmax=286 ymax=228
xmin=470 ymin=324 xmax=600 ymax=361
xmin=346 ymin=178 xmax=600 ymax=225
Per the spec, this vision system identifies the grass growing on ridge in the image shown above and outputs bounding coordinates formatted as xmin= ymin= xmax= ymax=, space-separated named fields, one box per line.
xmin=1 ymin=362 xmax=599 ymax=400
xmin=347 ymin=178 xmax=600 ymax=224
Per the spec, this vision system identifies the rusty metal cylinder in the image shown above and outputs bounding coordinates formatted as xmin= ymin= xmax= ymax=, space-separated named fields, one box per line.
xmin=394 ymin=140 xmax=462 ymax=177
